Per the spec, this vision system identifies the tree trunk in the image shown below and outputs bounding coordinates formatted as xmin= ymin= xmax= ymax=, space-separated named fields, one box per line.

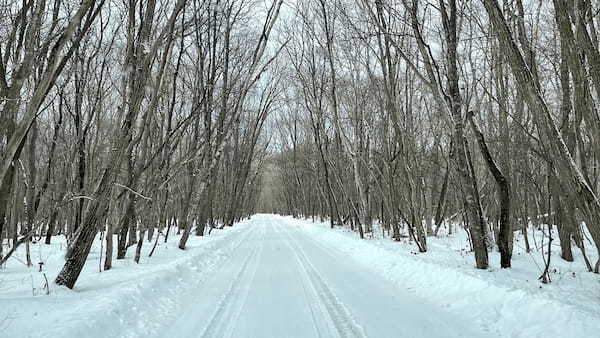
xmin=484 ymin=0 xmax=600 ymax=262
xmin=467 ymin=111 xmax=512 ymax=268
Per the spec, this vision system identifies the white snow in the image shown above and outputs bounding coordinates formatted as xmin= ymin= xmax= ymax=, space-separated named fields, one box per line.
xmin=292 ymin=217 xmax=600 ymax=337
xmin=2 ymin=214 xmax=599 ymax=337
xmin=1 ymin=221 xmax=253 ymax=337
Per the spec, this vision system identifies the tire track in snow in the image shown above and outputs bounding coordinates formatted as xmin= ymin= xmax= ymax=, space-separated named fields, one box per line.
xmin=200 ymin=224 xmax=264 ymax=338
xmin=225 ymin=224 xmax=265 ymax=337
xmin=267 ymin=220 xmax=326 ymax=338
xmin=275 ymin=221 xmax=367 ymax=338
xmin=291 ymin=222 xmax=350 ymax=260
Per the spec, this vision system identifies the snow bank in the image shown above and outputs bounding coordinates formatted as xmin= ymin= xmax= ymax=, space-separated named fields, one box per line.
xmin=288 ymin=217 xmax=600 ymax=338
xmin=0 ymin=221 xmax=253 ymax=338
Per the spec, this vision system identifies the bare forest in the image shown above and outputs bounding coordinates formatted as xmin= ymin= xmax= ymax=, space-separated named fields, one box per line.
xmin=1 ymin=0 xmax=600 ymax=337
xmin=269 ymin=0 xmax=600 ymax=276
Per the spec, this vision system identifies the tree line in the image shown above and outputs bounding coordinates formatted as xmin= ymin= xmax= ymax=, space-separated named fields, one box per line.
xmin=3 ymin=0 xmax=600 ymax=290
xmin=0 ymin=0 xmax=284 ymax=289
xmin=268 ymin=0 xmax=600 ymax=278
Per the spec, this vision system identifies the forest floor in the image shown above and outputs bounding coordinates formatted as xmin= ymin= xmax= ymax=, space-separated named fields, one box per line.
xmin=1 ymin=214 xmax=600 ymax=337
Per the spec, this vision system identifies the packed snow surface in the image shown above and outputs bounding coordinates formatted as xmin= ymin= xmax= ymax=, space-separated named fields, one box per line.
xmin=2 ymin=214 xmax=599 ymax=337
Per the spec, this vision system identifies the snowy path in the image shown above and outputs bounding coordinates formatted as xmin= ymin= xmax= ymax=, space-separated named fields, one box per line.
xmin=5 ymin=214 xmax=597 ymax=337
xmin=165 ymin=214 xmax=482 ymax=338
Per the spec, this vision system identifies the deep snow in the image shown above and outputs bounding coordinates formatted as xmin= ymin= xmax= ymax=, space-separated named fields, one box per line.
xmin=1 ymin=214 xmax=599 ymax=337
xmin=1 ymin=221 xmax=253 ymax=337
xmin=295 ymin=217 xmax=600 ymax=337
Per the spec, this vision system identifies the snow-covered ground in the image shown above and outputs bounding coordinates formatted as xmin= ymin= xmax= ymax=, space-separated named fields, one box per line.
xmin=298 ymin=218 xmax=600 ymax=337
xmin=0 ymin=220 xmax=254 ymax=337
xmin=2 ymin=214 xmax=600 ymax=337
xmin=166 ymin=215 xmax=481 ymax=338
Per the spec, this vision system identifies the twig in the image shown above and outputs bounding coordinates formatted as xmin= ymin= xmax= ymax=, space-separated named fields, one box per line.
xmin=0 ymin=229 xmax=35 ymax=266
xmin=114 ymin=183 xmax=152 ymax=200
xmin=68 ymin=195 xmax=95 ymax=201
xmin=43 ymin=273 xmax=50 ymax=295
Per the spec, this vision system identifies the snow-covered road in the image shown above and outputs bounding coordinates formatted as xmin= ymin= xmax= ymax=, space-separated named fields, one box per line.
xmin=165 ymin=214 xmax=482 ymax=338
xmin=5 ymin=214 xmax=598 ymax=337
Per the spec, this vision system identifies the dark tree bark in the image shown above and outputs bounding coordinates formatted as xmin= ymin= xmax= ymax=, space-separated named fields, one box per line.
xmin=467 ymin=111 xmax=512 ymax=268
xmin=484 ymin=0 xmax=600 ymax=263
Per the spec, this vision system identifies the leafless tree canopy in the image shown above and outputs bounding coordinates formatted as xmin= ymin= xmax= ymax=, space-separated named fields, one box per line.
xmin=265 ymin=0 xmax=600 ymax=276
xmin=1 ymin=0 xmax=600 ymax=289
